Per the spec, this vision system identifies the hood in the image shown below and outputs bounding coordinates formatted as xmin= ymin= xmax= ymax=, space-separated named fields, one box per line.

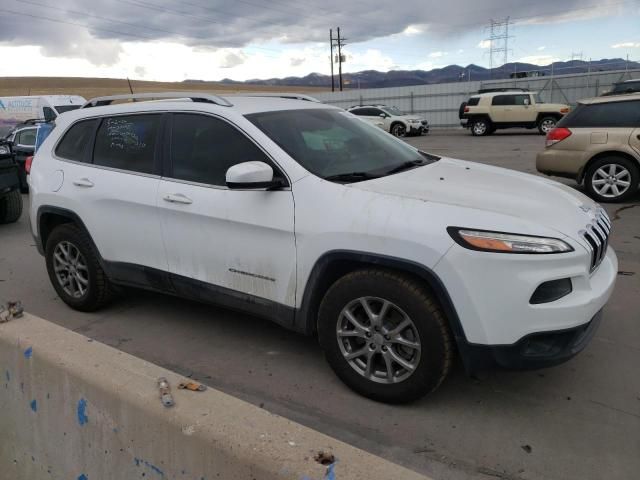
xmin=351 ymin=157 xmax=599 ymax=238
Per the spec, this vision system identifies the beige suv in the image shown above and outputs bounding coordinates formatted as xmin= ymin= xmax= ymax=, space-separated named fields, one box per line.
xmin=460 ymin=90 xmax=570 ymax=136
xmin=536 ymin=93 xmax=640 ymax=203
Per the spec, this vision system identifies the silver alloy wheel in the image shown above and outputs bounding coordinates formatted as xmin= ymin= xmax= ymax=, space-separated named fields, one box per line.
xmin=336 ymin=296 xmax=421 ymax=384
xmin=591 ymin=163 xmax=631 ymax=198
xmin=472 ymin=121 xmax=487 ymax=135
xmin=540 ymin=118 xmax=556 ymax=133
xmin=53 ymin=241 xmax=89 ymax=298
xmin=391 ymin=124 xmax=406 ymax=137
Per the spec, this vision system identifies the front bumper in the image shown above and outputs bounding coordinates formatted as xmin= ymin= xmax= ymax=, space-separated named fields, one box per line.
xmin=460 ymin=309 xmax=603 ymax=371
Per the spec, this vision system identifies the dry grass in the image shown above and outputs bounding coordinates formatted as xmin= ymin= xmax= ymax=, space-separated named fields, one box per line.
xmin=0 ymin=77 xmax=327 ymax=100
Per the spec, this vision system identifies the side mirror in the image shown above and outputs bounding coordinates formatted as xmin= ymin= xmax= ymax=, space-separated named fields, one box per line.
xmin=523 ymin=98 xmax=530 ymax=106
xmin=226 ymin=161 xmax=283 ymax=190
xmin=379 ymin=113 xmax=387 ymax=118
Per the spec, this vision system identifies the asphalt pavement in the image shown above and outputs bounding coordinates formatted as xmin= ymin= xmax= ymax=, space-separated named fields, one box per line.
xmin=1 ymin=129 xmax=638 ymax=480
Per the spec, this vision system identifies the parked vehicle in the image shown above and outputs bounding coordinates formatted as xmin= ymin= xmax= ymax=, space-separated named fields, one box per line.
xmin=602 ymin=79 xmax=640 ymax=96
xmin=537 ymin=93 xmax=640 ymax=203
xmin=0 ymin=95 xmax=85 ymax=136
xmin=0 ymin=139 xmax=22 ymax=224
xmin=4 ymin=119 xmax=54 ymax=193
xmin=347 ymin=105 xmax=428 ymax=137
xmin=459 ymin=90 xmax=570 ymax=136
xmin=30 ymin=92 xmax=617 ymax=403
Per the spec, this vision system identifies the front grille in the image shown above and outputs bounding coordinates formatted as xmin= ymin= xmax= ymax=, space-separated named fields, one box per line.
xmin=581 ymin=209 xmax=611 ymax=272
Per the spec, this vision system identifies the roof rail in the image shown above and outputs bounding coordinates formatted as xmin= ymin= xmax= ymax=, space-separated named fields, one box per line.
xmin=228 ymin=92 xmax=321 ymax=103
xmin=82 ymin=92 xmax=233 ymax=108
xmin=477 ymin=87 xmax=530 ymax=94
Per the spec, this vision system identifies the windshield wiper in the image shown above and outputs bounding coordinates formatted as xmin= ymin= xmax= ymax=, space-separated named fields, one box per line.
xmin=323 ymin=171 xmax=379 ymax=183
xmin=383 ymin=159 xmax=426 ymax=175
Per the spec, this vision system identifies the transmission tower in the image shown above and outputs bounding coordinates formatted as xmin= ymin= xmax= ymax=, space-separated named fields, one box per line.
xmin=485 ymin=17 xmax=513 ymax=77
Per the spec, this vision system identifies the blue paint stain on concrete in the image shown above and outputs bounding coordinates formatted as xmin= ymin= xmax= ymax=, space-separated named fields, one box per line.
xmin=78 ymin=474 xmax=88 ymax=480
xmin=24 ymin=346 xmax=33 ymax=359
xmin=324 ymin=462 xmax=337 ymax=480
xmin=134 ymin=458 xmax=165 ymax=477
xmin=134 ymin=458 xmax=141 ymax=467
xmin=77 ymin=398 xmax=88 ymax=426
xmin=30 ymin=399 xmax=37 ymax=412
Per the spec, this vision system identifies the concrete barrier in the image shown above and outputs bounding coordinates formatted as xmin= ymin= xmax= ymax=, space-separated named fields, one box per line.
xmin=0 ymin=313 xmax=430 ymax=480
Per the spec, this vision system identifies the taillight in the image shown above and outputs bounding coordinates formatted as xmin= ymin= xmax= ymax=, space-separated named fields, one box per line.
xmin=545 ymin=127 xmax=571 ymax=148
xmin=560 ymin=107 xmax=569 ymax=114
xmin=25 ymin=156 xmax=34 ymax=174
xmin=464 ymin=106 xmax=470 ymax=113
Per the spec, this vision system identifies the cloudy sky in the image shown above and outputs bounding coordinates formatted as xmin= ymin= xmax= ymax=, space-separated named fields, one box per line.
xmin=0 ymin=0 xmax=638 ymax=81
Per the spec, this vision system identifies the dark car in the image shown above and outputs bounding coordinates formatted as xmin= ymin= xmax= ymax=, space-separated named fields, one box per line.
xmin=602 ymin=79 xmax=640 ymax=96
xmin=0 ymin=140 xmax=22 ymax=224
xmin=4 ymin=119 xmax=53 ymax=193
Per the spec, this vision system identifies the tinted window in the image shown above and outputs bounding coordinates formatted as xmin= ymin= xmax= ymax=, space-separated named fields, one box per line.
xmin=16 ymin=128 xmax=37 ymax=146
xmin=558 ymin=101 xmax=640 ymax=128
xmin=55 ymin=105 xmax=81 ymax=114
xmin=513 ymin=94 xmax=531 ymax=105
xmin=43 ymin=107 xmax=57 ymax=121
xmin=93 ymin=115 xmax=160 ymax=174
xmin=492 ymin=95 xmax=515 ymax=106
xmin=350 ymin=108 xmax=365 ymax=116
xmin=170 ymin=113 xmax=274 ymax=186
xmin=467 ymin=97 xmax=480 ymax=106
xmin=55 ymin=120 xmax=96 ymax=162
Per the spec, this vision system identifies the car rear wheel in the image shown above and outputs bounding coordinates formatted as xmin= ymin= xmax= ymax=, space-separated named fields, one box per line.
xmin=538 ymin=116 xmax=557 ymax=135
xmin=0 ymin=190 xmax=23 ymax=224
xmin=390 ymin=123 xmax=406 ymax=137
xmin=471 ymin=118 xmax=491 ymax=136
xmin=45 ymin=224 xmax=114 ymax=311
xmin=318 ymin=269 xmax=453 ymax=403
xmin=585 ymin=156 xmax=639 ymax=203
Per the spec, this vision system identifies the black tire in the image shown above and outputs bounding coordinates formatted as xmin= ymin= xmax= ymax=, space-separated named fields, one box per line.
xmin=470 ymin=118 xmax=491 ymax=136
xmin=458 ymin=102 xmax=467 ymax=119
xmin=45 ymin=223 xmax=114 ymax=311
xmin=537 ymin=116 xmax=557 ymax=135
xmin=584 ymin=156 xmax=639 ymax=203
xmin=0 ymin=190 xmax=23 ymax=224
xmin=317 ymin=269 xmax=454 ymax=403
xmin=390 ymin=123 xmax=406 ymax=137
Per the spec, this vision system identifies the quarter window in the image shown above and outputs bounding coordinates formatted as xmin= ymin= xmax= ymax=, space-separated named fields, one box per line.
xmin=93 ymin=115 xmax=160 ymax=174
xmin=467 ymin=97 xmax=480 ymax=106
xmin=16 ymin=128 xmax=37 ymax=146
xmin=169 ymin=113 xmax=275 ymax=186
xmin=55 ymin=120 xmax=97 ymax=162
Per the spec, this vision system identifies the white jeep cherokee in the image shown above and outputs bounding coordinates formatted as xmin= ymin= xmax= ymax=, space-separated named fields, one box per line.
xmin=30 ymin=92 xmax=617 ymax=403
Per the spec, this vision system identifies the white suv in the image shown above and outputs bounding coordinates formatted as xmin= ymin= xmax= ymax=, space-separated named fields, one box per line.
xmin=30 ymin=92 xmax=617 ymax=403
xmin=347 ymin=105 xmax=428 ymax=137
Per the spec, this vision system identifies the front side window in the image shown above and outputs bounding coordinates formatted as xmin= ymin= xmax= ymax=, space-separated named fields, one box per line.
xmin=56 ymin=120 xmax=96 ymax=162
xmin=16 ymin=128 xmax=37 ymax=146
xmin=513 ymin=95 xmax=531 ymax=106
xmin=247 ymin=108 xmax=438 ymax=180
xmin=169 ymin=113 xmax=276 ymax=186
xmin=93 ymin=115 xmax=160 ymax=174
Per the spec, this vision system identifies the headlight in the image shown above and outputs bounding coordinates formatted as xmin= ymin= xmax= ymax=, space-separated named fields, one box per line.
xmin=0 ymin=145 xmax=9 ymax=155
xmin=447 ymin=227 xmax=573 ymax=254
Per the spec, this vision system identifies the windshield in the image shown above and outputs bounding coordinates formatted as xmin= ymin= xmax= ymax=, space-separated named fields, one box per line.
xmin=535 ymin=93 xmax=544 ymax=103
xmin=246 ymin=108 xmax=438 ymax=181
xmin=54 ymin=105 xmax=81 ymax=114
xmin=382 ymin=106 xmax=405 ymax=116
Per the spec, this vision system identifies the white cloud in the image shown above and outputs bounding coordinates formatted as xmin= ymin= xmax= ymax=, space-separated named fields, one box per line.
xmin=518 ymin=54 xmax=561 ymax=66
xmin=457 ymin=49 xmax=464 ymax=54
xmin=611 ymin=42 xmax=640 ymax=48
xmin=428 ymin=51 xmax=446 ymax=58
xmin=345 ymin=49 xmax=395 ymax=72
xmin=537 ymin=46 xmax=546 ymax=51
xmin=402 ymin=25 xmax=425 ymax=36
xmin=477 ymin=40 xmax=492 ymax=49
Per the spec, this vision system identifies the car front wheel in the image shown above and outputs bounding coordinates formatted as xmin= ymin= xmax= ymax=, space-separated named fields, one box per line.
xmin=585 ymin=156 xmax=639 ymax=203
xmin=318 ymin=269 xmax=453 ymax=403
xmin=390 ymin=123 xmax=407 ymax=137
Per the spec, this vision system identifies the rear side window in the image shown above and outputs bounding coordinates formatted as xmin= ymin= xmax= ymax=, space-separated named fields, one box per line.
xmin=169 ymin=113 xmax=275 ymax=186
xmin=467 ymin=97 xmax=480 ymax=106
xmin=93 ymin=115 xmax=160 ymax=174
xmin=559 ymin=101 xmax=640 ymax=128
xmin=492 ymin=95 xmax=513 ymax=106
xmin=16 ymin=128 xmax=37 ymax=146
xmin=55 ymin=120 xmax=96 ymax=162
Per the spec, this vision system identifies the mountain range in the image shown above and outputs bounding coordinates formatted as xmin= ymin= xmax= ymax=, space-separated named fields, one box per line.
xmin=199 ymin=58 xmax=640 ymax=89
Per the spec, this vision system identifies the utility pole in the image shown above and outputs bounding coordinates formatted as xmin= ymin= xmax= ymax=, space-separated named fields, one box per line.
xmin=329 ymin=29 xmax=335 ymax=92
xmin=336 ymin=27 xmax=346 ymax=91
xmin=485 ymin=17 xmax=512 ymax=78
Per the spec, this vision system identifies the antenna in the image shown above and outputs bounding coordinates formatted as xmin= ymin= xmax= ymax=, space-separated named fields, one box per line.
xmin=126 ymin=77 xmax=134 ymax=95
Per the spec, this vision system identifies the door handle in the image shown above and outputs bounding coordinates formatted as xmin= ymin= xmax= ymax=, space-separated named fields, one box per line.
xmin=73 ymin=178 xmax=94 ymax=188
xmin=163 ymin=193 xmax=193 ymax=205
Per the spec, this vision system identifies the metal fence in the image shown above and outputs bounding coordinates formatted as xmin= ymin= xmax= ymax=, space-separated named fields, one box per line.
xmin=313 ymin=69 xmax=640 ymax=127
